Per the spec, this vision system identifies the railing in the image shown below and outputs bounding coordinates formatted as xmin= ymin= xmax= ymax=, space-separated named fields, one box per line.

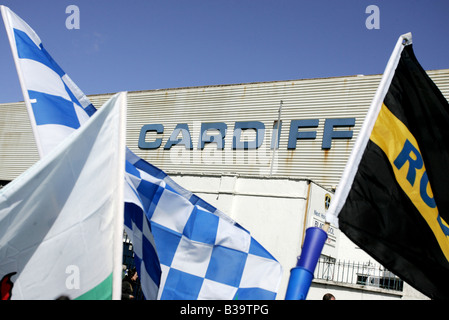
xmin=314 ymin=258 xmax=403 ymax=292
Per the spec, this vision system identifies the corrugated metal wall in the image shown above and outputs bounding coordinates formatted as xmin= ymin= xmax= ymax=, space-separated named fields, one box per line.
xmin=1 ymin=70 xmax=449 ymax=189
xmin=0 ymin=101 xmax=38 ymax=180
xmin=119 ymin=75 xmax=381 ymax=188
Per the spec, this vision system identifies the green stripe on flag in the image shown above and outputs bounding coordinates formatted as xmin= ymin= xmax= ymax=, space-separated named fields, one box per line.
xmin=74 ymin=273 xmax=113 ymax=300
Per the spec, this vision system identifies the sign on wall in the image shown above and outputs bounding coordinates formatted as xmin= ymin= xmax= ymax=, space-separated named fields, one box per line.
xmin=305 ymin=182 xmax=339 ymax=258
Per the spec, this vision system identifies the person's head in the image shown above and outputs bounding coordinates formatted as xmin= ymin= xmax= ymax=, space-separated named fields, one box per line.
xmin=323 ymin=293 xmax=335 ymax=300
xmin=128 ymin=268 xmax=138 ymax=281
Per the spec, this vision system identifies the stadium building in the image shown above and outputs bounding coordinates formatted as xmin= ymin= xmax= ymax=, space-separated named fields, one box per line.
xmin=2 ymin=70 xmax=448 ymax=299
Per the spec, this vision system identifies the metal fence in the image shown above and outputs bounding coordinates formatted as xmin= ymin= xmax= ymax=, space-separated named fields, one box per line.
xmin=314 ymin=257 xmax=404 ymax=292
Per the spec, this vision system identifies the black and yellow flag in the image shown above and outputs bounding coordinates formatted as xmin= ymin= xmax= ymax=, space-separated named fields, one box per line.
xmin=326 ymin=34 xmax=449 ymax=300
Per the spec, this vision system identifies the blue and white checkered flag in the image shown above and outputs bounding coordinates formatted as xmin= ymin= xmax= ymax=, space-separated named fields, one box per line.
xmin=2 ymin=6 xmax=283 ymax=299
xmin=126 ymin=151 xmax=283 ymax=299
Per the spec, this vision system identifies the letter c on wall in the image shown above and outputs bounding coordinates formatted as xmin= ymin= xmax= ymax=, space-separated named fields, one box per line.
xmin=138 ymin=124 xmax=164 ymax=149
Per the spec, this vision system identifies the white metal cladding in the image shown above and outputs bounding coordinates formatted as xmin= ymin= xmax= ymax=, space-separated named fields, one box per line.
xmin=121 ymin=76 xmax=373 ymax=189
xmin=1 ymin=70 xmax=449 ymax=188
xmin=0 ymin=101 xmax=38 ymax=180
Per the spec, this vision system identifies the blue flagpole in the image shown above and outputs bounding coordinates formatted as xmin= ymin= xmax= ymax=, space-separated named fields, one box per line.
xmin=285 ymin=226 xmax=328 ymax=300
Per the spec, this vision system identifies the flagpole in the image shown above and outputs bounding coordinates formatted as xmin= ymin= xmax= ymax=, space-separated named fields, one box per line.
xmin=325 ymin=32 xmax=412 ymax=227
xmin=112 ymin=92 xmax=127 ymax=300
xmin=270 ymin=100 xmax=282 ymax=175
xmin=1 ymin=6 xmax=44 ymax=158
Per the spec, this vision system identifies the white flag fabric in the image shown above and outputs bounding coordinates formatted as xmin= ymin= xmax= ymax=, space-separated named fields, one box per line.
xmin=1 ymin=5 xmax=161 ymax=299
xmin=0 ymin=92 xmax=126 ymax=300
xmin=2 ymin=6 xmax=283 ymax=299
xmin=0 ymin=5 xmax=95 ymax=158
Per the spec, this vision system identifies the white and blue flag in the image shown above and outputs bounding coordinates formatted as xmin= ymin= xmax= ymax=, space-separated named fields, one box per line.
xmin=1 ymin=5 xmax=160 ymax=300
xmin=0 ymin=92 xmax=126 ymax=300
xmin=1 ymin=6 xmax=283 ymax=299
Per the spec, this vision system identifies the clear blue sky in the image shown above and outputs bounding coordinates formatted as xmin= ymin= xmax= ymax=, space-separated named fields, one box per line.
xmin=0 ymin=0 xmax=448 ymax=104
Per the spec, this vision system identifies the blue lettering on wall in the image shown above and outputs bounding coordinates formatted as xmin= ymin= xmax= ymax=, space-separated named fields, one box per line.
xmin=164 ymin=123 xmax=193 ymax=150
xmin=138 ymin=117 xmax=356 ymax=151
xmin=198 ymin=123 xmax=227 ymax=150
xmin=138 ymin=124 xmax=163 ymax=149
xmin=233 ymin=121 xmax=265 ymax=150
xmin=287 ymin=119 xmax=319 ymax=149
xmin=322 ymin=118 xmax=355 ymax=149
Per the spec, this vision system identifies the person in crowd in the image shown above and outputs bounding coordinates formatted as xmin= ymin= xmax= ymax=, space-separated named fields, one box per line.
xmin=323 ymin=293 xmax=335 ymax=300
xmin=122 ymin=268 xmax=138 ymax=300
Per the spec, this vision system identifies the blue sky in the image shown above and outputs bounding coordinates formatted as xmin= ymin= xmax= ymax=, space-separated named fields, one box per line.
xmin=0 ymin=0 xmax=448 ymax=103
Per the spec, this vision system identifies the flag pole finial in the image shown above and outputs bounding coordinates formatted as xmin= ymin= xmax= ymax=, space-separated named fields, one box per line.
xmin=401 ymin=32 xmax=412 ymax=45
